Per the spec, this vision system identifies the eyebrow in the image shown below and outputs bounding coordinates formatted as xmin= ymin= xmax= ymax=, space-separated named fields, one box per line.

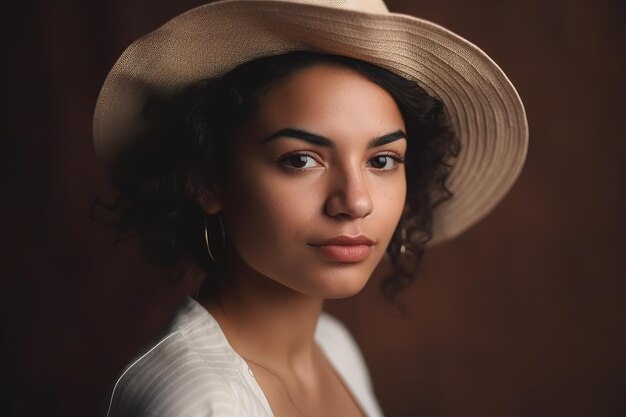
xmin=260 ymin=127 xmax=406 ymax=148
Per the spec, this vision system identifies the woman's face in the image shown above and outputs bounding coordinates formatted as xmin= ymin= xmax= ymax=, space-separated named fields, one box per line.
xmin=214 ymin=63 xmax=407 ymax=299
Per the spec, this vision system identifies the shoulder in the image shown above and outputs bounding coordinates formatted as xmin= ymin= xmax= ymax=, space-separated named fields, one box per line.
xmin=315 ymin=312 xmax=374 ymax=390
xmin=315 ymin=313 xmax=361 ymax=357
xmin=104 ymin=299 xmax=248 ymax=417
xmin=315 ymin=312 xmax=386 ymax=417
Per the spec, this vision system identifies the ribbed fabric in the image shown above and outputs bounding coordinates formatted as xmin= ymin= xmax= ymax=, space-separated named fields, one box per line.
xmin=104 ymin=296 xmax=384 ymax=417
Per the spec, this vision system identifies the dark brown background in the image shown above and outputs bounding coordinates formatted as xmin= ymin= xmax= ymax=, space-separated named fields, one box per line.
xmin=2 ymin=0 xmax=625 ymax=416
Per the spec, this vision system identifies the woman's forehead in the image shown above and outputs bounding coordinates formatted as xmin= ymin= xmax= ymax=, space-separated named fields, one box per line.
xmin=237 ymin=64 xmax=406 ymax=146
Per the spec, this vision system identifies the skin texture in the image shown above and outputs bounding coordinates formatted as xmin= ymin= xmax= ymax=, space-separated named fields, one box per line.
xmin=198 ymin=63 xmax=407 ymax=416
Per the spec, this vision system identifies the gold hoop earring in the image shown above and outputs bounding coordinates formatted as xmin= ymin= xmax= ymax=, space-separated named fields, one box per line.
xmin=204 ymin=215 xmax=226 ymax=264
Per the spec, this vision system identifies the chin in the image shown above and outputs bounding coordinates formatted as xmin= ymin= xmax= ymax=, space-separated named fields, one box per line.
xmin=322 ymin=288 xmax=366 ymax=300
xmin=308 ymin=269 xmax=373 ymax=299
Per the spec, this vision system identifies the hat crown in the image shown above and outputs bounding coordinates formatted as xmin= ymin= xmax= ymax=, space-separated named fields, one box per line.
xmin=250 ymin=0 xmax=389 ymax=13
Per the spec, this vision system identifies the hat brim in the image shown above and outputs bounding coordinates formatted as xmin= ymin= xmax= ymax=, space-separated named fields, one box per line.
xmin=93 ymin=0 xmax=528 ymax=245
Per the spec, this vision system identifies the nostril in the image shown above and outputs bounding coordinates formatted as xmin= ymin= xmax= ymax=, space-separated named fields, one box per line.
xmin=324 ymin=192 xmax=373 ymax=219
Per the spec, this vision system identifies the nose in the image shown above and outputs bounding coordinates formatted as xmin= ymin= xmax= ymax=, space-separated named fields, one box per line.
xmin=324 ymin=164 xmax=374 ymax=220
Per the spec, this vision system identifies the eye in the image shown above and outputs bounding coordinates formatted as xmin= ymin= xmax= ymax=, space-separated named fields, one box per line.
xmin=278 ymin=152 xmax=322 ymax=170
xmin=367 ymin=153 xmax=404 ymax=170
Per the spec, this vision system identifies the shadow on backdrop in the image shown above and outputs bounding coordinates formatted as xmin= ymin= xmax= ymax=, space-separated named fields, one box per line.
xmin=2 ymin=0 xmax=625 ymax=416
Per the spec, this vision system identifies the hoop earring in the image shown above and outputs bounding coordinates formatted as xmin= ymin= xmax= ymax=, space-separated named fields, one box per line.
xmin=204 ymin=215 xmax=226 ymax=264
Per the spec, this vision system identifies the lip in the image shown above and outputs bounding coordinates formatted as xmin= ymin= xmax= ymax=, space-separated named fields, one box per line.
xmin=310 ymin=235 xmax=375 ymax=246
xmin=309 ymin=235 xmax=375 ymax=263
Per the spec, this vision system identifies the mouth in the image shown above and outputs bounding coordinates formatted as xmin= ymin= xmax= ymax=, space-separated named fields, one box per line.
xmin=308 ymin=235 xmax=376 ymax=263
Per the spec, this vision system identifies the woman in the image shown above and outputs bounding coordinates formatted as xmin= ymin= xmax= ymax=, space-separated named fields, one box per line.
xmin=95 ymin=1 xmax=528 ymax=416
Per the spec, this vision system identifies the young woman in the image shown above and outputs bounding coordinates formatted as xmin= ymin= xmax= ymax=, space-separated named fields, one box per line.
xmin=95 ymin=1 xmax=528 ymax=416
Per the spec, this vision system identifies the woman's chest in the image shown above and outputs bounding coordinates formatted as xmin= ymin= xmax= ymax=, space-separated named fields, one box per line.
xmin=248 ymin=358 xmax=367 ymax=417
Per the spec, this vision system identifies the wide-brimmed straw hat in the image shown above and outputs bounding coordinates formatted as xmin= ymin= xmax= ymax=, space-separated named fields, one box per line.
xmin=93 ymin=0 xmax=528 ymax=246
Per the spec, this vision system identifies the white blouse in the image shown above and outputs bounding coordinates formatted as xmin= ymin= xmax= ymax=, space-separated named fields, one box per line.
xmin=104 ymin=296 xmax=384 ymax=417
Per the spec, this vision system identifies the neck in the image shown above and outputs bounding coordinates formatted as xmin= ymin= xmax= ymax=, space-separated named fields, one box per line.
xmin=201 ymin=251 xmax=324 ymax=372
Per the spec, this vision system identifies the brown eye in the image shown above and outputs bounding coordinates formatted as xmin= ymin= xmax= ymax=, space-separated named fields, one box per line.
xmin=370 ymin=155 xmax=390 ymax=169
xmin=367 ymin=153 xmax=404 ymax=170
xmin=279 ymin=153 xmax=321 ymax=170
xmin=289 ymin=155 xmax=308 ymax=168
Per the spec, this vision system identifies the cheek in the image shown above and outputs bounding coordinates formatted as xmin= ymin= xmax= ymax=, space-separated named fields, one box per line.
xmin=222 ymin=167 xmax=319 ymax=262
xmin=373 ymin=174 xmax=407 ymax=240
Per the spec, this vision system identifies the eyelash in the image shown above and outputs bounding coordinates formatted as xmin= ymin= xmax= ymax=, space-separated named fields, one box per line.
xmin=278 ymin=151 xmax=405 ymax=172
xmin=278 ymin=151 xmax=319 ymax=171
xmin=369 ymin=152 xmax=406 ymax=169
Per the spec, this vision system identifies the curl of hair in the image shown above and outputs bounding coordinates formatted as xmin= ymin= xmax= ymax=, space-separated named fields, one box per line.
xmin=93 ymin=50 xmax=460 ymax=303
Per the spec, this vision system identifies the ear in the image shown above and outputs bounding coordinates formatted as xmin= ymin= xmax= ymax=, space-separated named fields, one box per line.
xmin=186 ymin=169 xmax=223 ymax=215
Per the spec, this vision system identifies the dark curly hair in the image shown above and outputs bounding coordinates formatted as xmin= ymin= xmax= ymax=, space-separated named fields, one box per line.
xmin=94 ymin=50 xmax=460 ymax=303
